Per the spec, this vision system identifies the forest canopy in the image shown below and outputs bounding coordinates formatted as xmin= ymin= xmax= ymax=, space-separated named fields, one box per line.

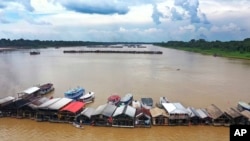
xmin=155 ymin=38 xmax=250 ymax=53
xmin=1 ymin=38 xmax=250 ymax=59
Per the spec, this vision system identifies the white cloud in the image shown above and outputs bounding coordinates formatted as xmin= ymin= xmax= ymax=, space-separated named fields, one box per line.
xmin=31 ymin=0 xmax=65 ymax=14
xmin=144 ymin=28 xmax=162 ymax=33
xmin=0 ymin=0 xmax=250 ymax=42
xmin=211 ymin=23 xmax=242 ymax=33
xmin=179 ymin=24 xmax=196 ymax=32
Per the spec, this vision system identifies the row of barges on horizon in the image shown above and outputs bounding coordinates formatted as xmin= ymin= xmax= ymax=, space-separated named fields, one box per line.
xmin=63 ymin=50 xmax=163 ymax=54
xmin=1 ymin=84 xmax=250 ymax=129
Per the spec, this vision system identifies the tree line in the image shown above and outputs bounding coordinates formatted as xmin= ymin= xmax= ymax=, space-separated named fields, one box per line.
xmin=1 ymin=38 xmax=250 ymax=53
xmin=0 ymin=38 xmax=111 ymax=48
xmin=155 ymin=38 xmax=250 ymax=53
xmin=0 ymin=38 xmax=148 ymax=48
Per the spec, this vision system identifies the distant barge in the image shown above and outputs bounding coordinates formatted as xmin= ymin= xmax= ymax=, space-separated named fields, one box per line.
xmin=63 ymin=50 xmax=163 ymax=54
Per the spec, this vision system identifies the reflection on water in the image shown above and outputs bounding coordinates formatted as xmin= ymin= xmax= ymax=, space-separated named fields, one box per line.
xmin=0 ymin=118 xmax=229 ymax=141
xmin=1 ymin=45 xmax=250 ymax=141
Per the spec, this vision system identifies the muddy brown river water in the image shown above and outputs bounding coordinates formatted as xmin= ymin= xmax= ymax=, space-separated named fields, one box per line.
xmin=1 ymin=45 xmax=250 ymax=141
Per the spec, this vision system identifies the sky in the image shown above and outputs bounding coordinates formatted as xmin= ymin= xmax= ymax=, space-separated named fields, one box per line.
xmin=0 ymin=0 xmax=250 ymax=42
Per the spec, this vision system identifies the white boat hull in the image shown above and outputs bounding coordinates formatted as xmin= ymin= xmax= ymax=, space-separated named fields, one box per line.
xmin=132 ymin=100 xmax=141 ymax=109
xmin=79 ymin=92 xmax=95 ymax=103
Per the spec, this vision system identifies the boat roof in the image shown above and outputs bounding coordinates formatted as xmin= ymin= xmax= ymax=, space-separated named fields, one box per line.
xmin=92 ymin=103 xmax=117 ymax=117
xmin=238 ymin=101 xmax=250 ymax=109
xmin=113 ymin=105 xmax=136 ymax=118
xmin=60 ymin=101 xmax=85 ymax=113
xmin=65 ymin=87 xmax=84 ymax=95
xmin=141 ymin=98 xmax=153 ymax=105
xmin=80 ymin=107 xmax=96 ymax=118
xmin=81 ymin=92 xmax=94 ymax=98
xmin=187 ymin=107 xmax=200 ymax=117
xmin=132 ymin=100 xmax=141 ymax=109
xmin=205 ymin=104 xmax=224 ymax=119
xmin=120 ymin=93 xmax=133 ymax=102
xmin=28 ymin=97 xmax=50 ymax=109
xmin=241 ymin=110 xmax=250 ymax=119
xmin=48 ymin=98 xmax=73 ymax=110
xmin=162 ymin=103 xmax=189 ymax=114
xmin=136 ymin=108 xmax=151 ymax=116
xmin=0 ymin=96 xmax=15 ymax=105
xmin=126 ymin=105 xmax=136 ymax=117
xmin=225 ymin=108 xmax=242 ymax=118
xmin=135 ymin=108 xmax=151 ymax=119
xmin=23 ymin=87 xmax=40 ymax=94
xmin=196 ymin=108 xmax=210 ymax=119
xmin=160 ymin=97 xmax=168 ymax=103
xmin=108 ymin=95 xmax=121 ymax=101
xmin=39 ymin=83 xmax=53 ymax=89
xmin=113 ymin=105 xmax=126 ymax=117
xmin=150 ymin=107 xmax=168 ymax=117
xmin=3 ymin=98 xmax=31 ymax=109
xmin=38 ymin=98 xmax=61 ymax=109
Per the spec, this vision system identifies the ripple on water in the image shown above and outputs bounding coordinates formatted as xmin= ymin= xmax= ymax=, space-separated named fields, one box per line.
xmin=0 ymin=118 xmax=229 ymax=141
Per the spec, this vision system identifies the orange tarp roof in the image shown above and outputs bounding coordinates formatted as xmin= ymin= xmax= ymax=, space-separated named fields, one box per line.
xmin=60 ymin=101 xmax=85 ymax=113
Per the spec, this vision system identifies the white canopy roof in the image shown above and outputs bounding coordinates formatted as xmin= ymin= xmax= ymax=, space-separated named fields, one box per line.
xmin=113 ymin=106 xmax=125 ymax=117
xmin=196 ymin=109 xmax=209 ymax=119
xmin=113 ymin=105 xmax=136 ymax=118
xmin=48 ymin=98 xmax=73 ymax=110
xmin=0 ymin=96 xmax=15 ymax=105
xmin=23 ymin=87 xmax=40 ymax=94
xmin=162 ymin=102 xmax=189 ymax=114
xmin=125 ymin=105 xmax=136 ymax=117
xmin=38 ymin=98 xmax=61 ymax=109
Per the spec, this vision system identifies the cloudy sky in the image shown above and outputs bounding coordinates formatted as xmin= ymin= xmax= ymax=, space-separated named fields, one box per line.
xmin=0 ymin=0 xmax=249 ymax=42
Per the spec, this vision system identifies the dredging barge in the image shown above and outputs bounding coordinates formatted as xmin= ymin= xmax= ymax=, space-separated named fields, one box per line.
xmin=63 ymin=50 xmax=163 ymax=54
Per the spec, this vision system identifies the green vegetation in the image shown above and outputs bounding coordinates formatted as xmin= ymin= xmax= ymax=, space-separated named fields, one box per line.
xmin=0 ymin=38 xmax=147 ymax=48
xmin=1 ymin=38 xmax=250 ymax=60
xmin=154 ymin=38 xmax=250 ymax=60
xmin=0 ymin=38 xmax=114 ymax=48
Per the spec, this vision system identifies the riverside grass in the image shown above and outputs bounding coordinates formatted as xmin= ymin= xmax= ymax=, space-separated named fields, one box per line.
xmin=162 ymin=46 xmax=250 ymax=60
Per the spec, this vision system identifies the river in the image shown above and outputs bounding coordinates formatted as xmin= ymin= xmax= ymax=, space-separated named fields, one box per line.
xmin=1 ymin=44 xmax=250 ymax=141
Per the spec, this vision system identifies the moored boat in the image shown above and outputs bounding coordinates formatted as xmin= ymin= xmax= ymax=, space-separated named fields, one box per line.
xmin=118 ymin=93 xmax=133 ymax=106
xmin=237 ymin=101 xmax=250 ymax=111
xmin=141 ymin=98 xmax=153 ymax=109
xmin=73 ymin=122 xmax=84 ymax=129
xmin=30 ymin=51 xmax=40 ymax=55
xmin=38 ymin=83 xmax=54 ymax=95
xmin=132 ymin=100 xmax=141 ymax=109
xmin=155 ymin=97 xmax=169 ymax=108
xmin=64 ymin=87 xmax=85 ymax=100
xmin=107 ymin=94 xmax=121 ymax=105
xmin=79 ymin=92 xmax=95 ymax=103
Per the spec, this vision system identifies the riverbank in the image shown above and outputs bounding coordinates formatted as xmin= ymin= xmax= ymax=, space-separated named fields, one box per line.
xmin=0 ymin=48 xmax=17 ymax=52
xmin=157 ymin=45 xmax=250 ymax=60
